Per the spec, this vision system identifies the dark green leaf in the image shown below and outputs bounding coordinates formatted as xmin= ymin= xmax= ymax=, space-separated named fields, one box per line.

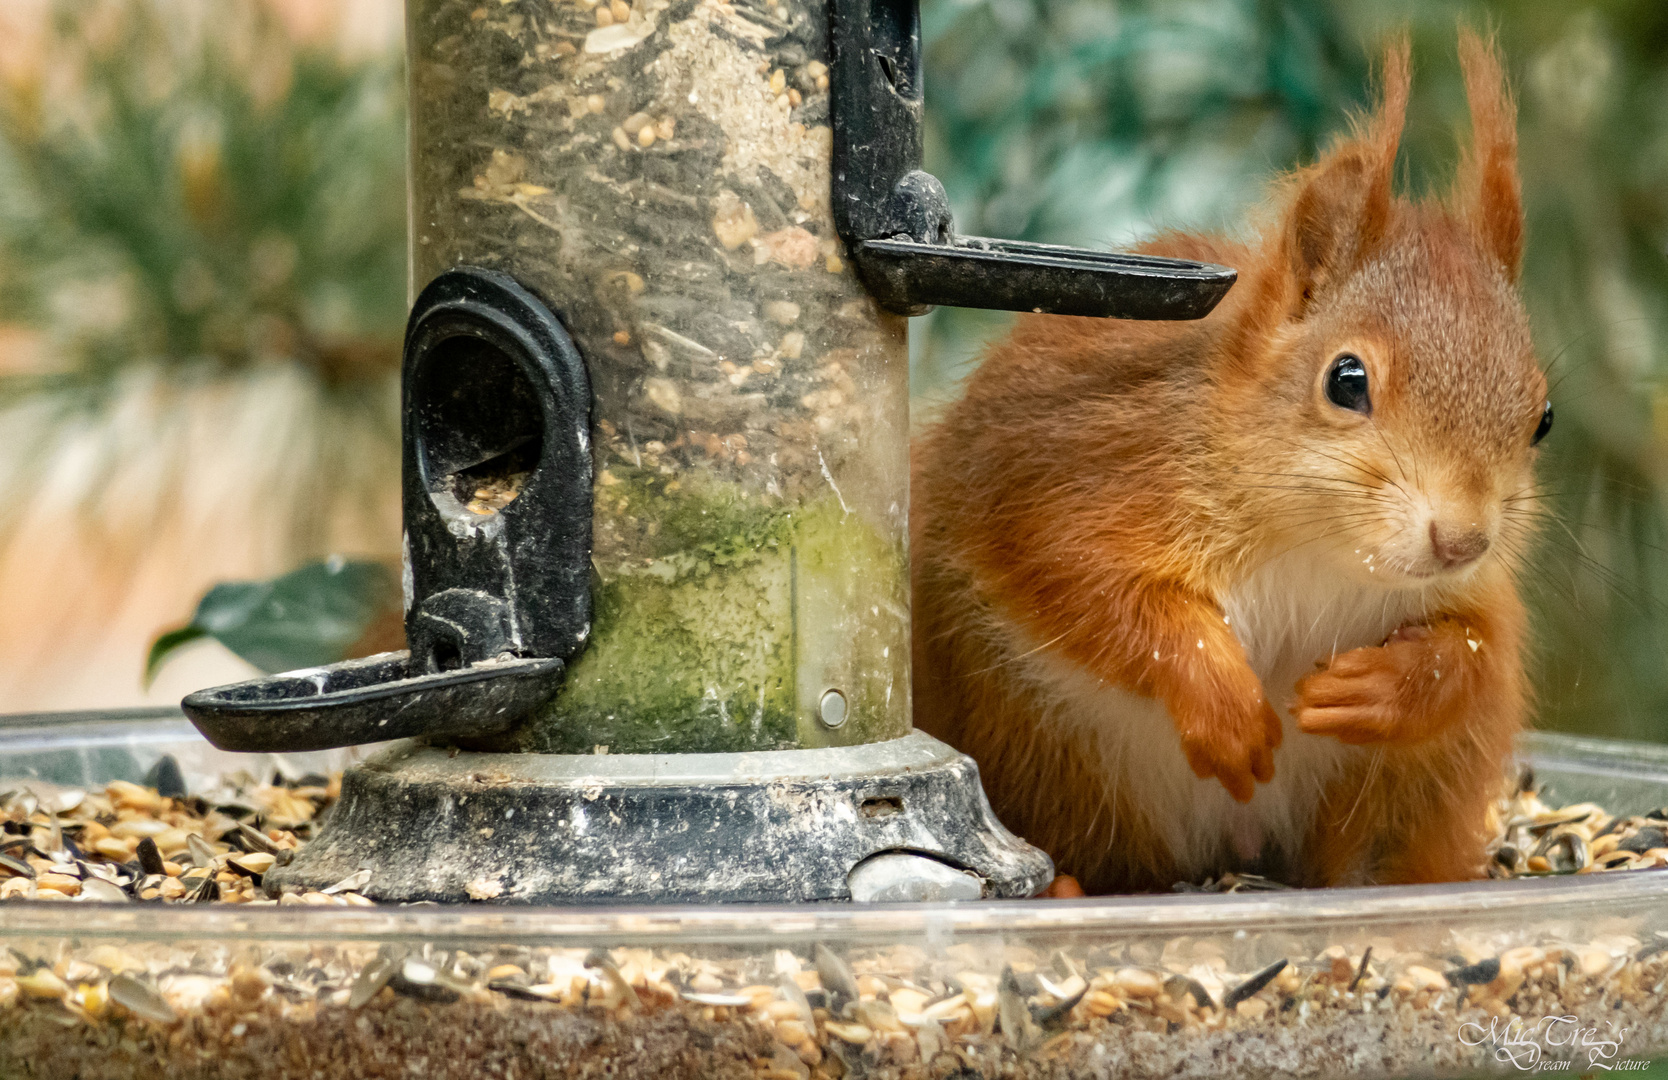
xmin=142 ymin=624 xmax=208 ymax=688
xmin=148 ymin=558 xmax=397 ymax=683
xmin=196 ymin=559 xmax=397 ymax=674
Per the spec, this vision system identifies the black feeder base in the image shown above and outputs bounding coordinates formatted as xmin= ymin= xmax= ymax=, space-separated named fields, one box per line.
xmin=266 ymin=732 xmax=1054 ymax=903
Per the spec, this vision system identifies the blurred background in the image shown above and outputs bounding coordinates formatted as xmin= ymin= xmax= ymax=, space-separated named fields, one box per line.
xmin=1 ymin=0 xmax=1665 ymax=744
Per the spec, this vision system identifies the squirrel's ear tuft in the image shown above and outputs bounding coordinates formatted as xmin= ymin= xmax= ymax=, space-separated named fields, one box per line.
xmin=1455 ymin=28 xmax=1523 ymax=281
xmin=1280 ymin=36 xmax=1410 ymax=309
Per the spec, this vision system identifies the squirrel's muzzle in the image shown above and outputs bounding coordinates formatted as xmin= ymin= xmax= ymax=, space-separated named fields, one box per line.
xmin=1429 ymin=521 xmax=1491 ymax=569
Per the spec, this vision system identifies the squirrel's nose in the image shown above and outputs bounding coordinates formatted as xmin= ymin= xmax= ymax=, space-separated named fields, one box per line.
xmin=1429 ymin=521 xmax=1490 ymax=569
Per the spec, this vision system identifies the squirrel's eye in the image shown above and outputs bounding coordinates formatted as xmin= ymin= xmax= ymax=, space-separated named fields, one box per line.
xmin=1533 ymin=399 xmax=1553 ymax=446
xmin=1324 ymin=354 xmax=1371 ymax=414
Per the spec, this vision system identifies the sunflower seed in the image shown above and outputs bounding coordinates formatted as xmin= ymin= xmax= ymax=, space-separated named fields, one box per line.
xmin=322 ymin=868 xmax=372 ymax=895
xmin=814 ymin=944 xmax=859 ymax=1012
xmin=777 ymin=973 xmax=814 ymax=1024
xmin=1224 ymin=959 xmax=1288 ymax=1009
xmin=235 ymin=823 xmax=280 ymax=855
xmin=391 ymin=958 xmax=462 ymax=1003
xmin=998 ymin=967 xmax=1037 ymax=1051
xmin=1164 ymin=973 xmax=1214 ymax=1009
xmin=1449 ymin=957 xmax=1501 ymax=987
xmin=348 ymin=955 xmax=398 ymax=1008
xmin=78 ymin=876 xmax=130 ymax=903
xmin=582 ymin=949 xmax=640 ymax=1009
xmin=186 ymin=834 xmax=216 ymax=869
xmin=1030 ymin=982 xmax=1087 ymax=1029
xmin=135 ymin=838 xmax=165 ymax=876
xmin=1349 ymin=947 xmax=1373 ymax=993
xmin=1532 ymin=830 xmax=1588 ymax=873
xmin=1620 ymin=826 xmax=1668 ymax=855
xmin=142 ymin=755 xmax=187 ymax=800
xmin=489 ymin=980 xmax=554 ymax=1002
xmin=108 ymin=975 xmax=176 ymax=1024
xmin=1528 ymin=804 xmax=1603 ymax=834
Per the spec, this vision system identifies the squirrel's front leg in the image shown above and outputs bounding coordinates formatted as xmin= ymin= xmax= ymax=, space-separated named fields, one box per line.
xmin=1295 ymin=584 xmax=1523 ymax=747
xmin=1139 ymin=590 xmax=1284 ymax=801
xmin=1027 ymin=579 xmax=1283 ymax=802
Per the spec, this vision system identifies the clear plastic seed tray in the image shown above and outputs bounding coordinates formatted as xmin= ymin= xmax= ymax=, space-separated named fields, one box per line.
xmin=2 ymin=708 xmax=1666 ymax=1078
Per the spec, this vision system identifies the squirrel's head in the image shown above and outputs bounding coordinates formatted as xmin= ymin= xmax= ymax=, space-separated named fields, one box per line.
xmin=1239 ymin=31 xmax=1547 ymax=589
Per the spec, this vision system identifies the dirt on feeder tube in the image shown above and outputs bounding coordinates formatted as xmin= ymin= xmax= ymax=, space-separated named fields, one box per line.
xmin=407 ymin=0 xmax=909 ymax=754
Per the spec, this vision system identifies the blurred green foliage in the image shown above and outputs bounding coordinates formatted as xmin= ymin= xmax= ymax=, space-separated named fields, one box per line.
xmin=916 ymin=0 xmax=1369 ymax=399
xmin=914 ymin=0 xmax=1367 ymax=395
xmin=0 ymin=1 xmax=406 ymax=395
xmin=919 ymin=0 xmax=1668 ymax=742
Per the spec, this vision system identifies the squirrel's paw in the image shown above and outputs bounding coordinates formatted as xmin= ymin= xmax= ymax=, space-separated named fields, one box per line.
xmin=1040 ymin=874 xmax=1085 ymax=899
xmin=1295 ymin=631 xmax=1428 ymax=745
xmin=1177 ymin=697 xmax=1282 ymax=803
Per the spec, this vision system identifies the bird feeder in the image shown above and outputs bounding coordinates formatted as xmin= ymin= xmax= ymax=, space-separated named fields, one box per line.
xmin=180 ymin=0 xmax=1234 ymax=903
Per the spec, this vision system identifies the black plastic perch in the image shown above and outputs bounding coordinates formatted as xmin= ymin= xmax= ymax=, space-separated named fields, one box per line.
xmin=828 ymin=0 xmax=1237 ymax=317
xmin=183 ymin=652 xmax=567 ymax=753
xmin=184 ymin=269 xmax=592 ymax=753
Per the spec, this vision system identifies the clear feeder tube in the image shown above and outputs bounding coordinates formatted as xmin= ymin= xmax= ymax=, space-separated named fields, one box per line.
xmin=406 ymin=0 xmax=910 ymax=753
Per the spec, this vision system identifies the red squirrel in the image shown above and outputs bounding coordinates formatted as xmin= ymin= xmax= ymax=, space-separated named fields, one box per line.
xmin=913 ymin=32 xmax=1549 ymax=893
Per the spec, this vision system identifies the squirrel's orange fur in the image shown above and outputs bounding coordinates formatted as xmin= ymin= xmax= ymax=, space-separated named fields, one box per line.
xmin=913 ymin=32 xmax=1546 ymax=893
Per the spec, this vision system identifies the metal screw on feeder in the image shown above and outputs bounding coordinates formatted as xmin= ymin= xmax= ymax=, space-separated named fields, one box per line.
xmin=181 ymin=0 xmax=1234 ymax=903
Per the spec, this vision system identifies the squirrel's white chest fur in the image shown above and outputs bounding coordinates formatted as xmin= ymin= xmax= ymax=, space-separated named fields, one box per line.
xmin=1016 ymin=550 xmax=1427 ymax=882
